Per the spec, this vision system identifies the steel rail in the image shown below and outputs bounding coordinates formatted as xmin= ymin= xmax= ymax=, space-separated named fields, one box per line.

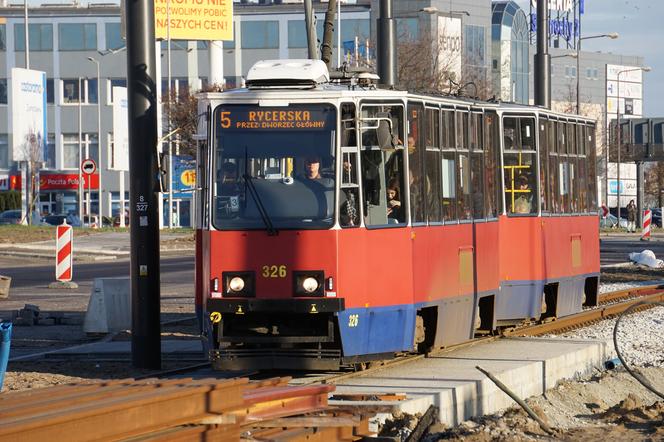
xmin=506 ymin=288 xmax=664 ymax=337
xmin=303 ymin=285 xmax=664 ymax=386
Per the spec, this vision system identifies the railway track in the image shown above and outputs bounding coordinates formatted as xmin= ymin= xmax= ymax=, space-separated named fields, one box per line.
xmin=5 ymin=285 xmax=662 ymax=441
xmin=505 ymin=284 xmax=664 ymax=337
xmin=308 ymin=284 xmax=664 ymax=385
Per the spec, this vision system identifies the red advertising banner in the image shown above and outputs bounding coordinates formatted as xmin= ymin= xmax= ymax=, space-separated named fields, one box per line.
xmin=39 ymin=173 xmax=99 ymax=190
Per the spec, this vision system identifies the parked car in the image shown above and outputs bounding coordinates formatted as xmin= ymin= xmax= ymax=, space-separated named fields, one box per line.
xmin=650 ymin=208 xmax=662 ymax=228
xmin=0 ymin=209 xmax=22 ymax=225
xmin=43 ymin=214 xmax=82 ymax=227
xmin=599 ymin=212 xmax=628 ymax=229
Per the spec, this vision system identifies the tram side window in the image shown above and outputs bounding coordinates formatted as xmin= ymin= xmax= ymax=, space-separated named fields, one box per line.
xmin=440 ymin=109 xmax=457 ymax=221
xmin=484 ymin=112 xmax=499 ymax=218
xmin=539 ymin=119 xmax=549 ymax=212
xmin=547 ymin=120 xmax=559 ymax=213
xmin=360 ymin=105 xmax=406 ymax=227
xmin=441 ymin=151 xmax=456 ymax=221
xmin=408 ymin=102 xmax=426 ymax=223
xmin=457 ymin=152 xmax=472 ymax=219
xmin=341 ymin=103 xmax=357 ymax=146
xmin=567 ymin=123 xmax=579 ymax=212
xmin=557 ymin=122 xmax=570 ymax=212
xmin=470 ymin=113 xmax=484 ymax=219
xmin=503 ymin=116 xmax=537 ymax=215
xmin=441 ymin=109 xmax=455 ymax=149
xmin=575 ymin=123 xmax=588 ymax=213
xmin=456 ymin=111 xmax=468 ymax=150
xmin=425 ymin=107 xmax=441 ymax=222
xmin=586 ymin=125 xmax=598 ymax=211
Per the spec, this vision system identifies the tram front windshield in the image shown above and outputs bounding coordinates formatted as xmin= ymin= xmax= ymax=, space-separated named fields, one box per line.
xmin=212 ymin=103 xmax=336 ymax=230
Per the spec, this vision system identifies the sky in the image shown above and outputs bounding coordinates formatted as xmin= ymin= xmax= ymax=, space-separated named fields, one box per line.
xmin=517 ymin=0 xmax=663 ymax=116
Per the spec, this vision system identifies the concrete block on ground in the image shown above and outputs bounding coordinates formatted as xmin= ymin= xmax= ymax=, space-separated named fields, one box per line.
xmin=330 ymin=337 xmax=611 ymax=426
xmin=0 ymin=275 xmax=10 ymax=298
xmin=48 ymin=281 xmax=79 ymax=289
xmin=83 ymin=277 xmax=130 ymax=334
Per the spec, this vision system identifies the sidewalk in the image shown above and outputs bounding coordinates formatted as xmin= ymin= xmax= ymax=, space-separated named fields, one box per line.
xmin=1 ymin=231 xmax=194 ymax=261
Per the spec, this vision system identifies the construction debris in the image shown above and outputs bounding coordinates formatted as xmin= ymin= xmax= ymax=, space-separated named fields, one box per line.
xmin=0 ymin=376 xmax=374 ymax=441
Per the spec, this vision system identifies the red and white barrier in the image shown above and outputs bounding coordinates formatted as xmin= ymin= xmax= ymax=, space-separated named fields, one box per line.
xmin=641 ymin=209 xmax=651 ymax=241
xmin=56 ymin=221 xmax=73 ymax=281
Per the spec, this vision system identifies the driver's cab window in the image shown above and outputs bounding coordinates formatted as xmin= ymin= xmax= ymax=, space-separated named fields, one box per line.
xmin=359 ymin=104 xmax=406 ymax=227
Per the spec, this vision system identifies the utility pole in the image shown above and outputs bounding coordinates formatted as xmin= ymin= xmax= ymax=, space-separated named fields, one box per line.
xmin=377 ymin=0 xmax=396 ymax=87
xmin=321 ymin=0 xmax=337 ymax=68
xmin=534 ymin=0 xmax=551 ymax=108
xmin=304 ymin=0 xmax=318 ymax=59
xmin=125 ymin=0 xmax=161 ymax=369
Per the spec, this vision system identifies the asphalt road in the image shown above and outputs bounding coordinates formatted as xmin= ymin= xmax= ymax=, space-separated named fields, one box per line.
xmin=0 ymin=256 xmax=193 ymax=289
xmin=599 ymin=236 xmax=664 ymax=266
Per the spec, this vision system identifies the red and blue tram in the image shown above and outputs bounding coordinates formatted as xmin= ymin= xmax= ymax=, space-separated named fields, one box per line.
xmin=195 ymin=60 xmax=599 ymax=370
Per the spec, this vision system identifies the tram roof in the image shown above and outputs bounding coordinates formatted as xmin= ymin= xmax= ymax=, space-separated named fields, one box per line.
xmin=199 ymin=86 xmax=595 ymax=125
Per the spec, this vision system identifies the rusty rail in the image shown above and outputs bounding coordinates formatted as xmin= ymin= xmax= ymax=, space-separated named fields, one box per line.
xmin=506 ymin=288 xmax=664 ymax=337
xmin=0 ymin=376 xmax=371 ymax=441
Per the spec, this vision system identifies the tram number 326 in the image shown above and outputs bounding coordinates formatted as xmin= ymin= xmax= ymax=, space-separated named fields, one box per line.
xmin=348 ymin=314 xmax=359 ymax=327
xmin=261 ymin=265 xmax=287 ymax=278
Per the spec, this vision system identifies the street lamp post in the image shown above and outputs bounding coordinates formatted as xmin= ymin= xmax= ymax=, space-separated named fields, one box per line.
xmin=576 ymin=33 xmax=618 ymax=114
xmin=87 ymin=57 xmax=102 ymax=224
xmin=615 ymin=66 xmax=651 ymax=228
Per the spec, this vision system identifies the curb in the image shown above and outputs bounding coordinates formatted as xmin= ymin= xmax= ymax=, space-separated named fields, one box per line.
xmin=0 ymin=250 xmax=118 ymax=261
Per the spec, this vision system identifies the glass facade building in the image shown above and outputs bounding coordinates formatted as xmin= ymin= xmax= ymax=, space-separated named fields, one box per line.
xmin=491 ymin=1 xmax=530 ymax=104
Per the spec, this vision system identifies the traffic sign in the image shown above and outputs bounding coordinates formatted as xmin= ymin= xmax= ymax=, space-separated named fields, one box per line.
xmin=81 ymin=158 xmax=97 ymax=175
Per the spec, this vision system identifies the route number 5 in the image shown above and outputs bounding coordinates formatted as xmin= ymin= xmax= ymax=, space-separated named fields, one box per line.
xmin=220 ymin=111 xmax=231 ymax=128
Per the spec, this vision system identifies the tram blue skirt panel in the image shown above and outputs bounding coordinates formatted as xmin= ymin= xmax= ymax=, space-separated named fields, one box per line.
xmin=337 ymin=305 xmax=416 ymax=356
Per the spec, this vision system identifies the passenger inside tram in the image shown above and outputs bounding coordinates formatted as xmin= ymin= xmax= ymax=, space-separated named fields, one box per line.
xmin=513 ymin=174 xmax=533 ymax=214
xmin=386 ymin=179 xmax=403 ymax=222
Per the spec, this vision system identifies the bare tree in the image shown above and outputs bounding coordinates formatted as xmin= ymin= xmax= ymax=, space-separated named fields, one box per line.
xmin=162 ymin=84 xmax=220 ymax=158
xmin=645 ymin=162 xmax=664 ymax=208
xmin=18 ymin=128 xmax=44 ymax=224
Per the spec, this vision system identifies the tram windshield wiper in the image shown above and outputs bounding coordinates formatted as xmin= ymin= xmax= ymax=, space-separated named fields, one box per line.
xmin=242 ymin=173 xmax=278 ymax=236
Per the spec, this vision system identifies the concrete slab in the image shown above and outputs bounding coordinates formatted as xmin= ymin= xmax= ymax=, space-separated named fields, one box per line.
xmin=327 ymin=337 xmax=612 ymax=426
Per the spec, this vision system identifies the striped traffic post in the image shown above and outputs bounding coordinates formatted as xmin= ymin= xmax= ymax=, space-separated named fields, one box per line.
xmin=49 ymin=221 xmax=78 ymax=289
xmin=641 ymin=209 xmax=651 ymax=241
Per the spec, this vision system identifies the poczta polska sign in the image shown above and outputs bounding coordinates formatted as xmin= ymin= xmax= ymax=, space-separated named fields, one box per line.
xmin=154 ymin=0 xmax=233 ymax=41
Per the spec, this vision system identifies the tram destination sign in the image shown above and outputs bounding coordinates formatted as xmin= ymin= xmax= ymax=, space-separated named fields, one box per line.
xmin=218 ymin=106 xmax=334 ymax=131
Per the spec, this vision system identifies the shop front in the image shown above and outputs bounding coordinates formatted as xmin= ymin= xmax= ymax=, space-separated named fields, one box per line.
xmin=38 ymin=172 xmax=99 ymax=216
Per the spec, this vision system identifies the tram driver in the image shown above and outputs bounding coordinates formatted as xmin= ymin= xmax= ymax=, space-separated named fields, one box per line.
xmin=216 ymin=161 xmax=243 ymax=218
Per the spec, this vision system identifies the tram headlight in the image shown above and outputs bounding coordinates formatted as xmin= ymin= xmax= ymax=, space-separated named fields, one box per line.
xmin=228 ymin=277 xmax=245 ymax=292
xmin=302 ymin=277 xmax=318 ymax=293
xmin=222 ymin=272 xmax=255 ymax=297
xmin=293 ymin=271 xmax=324 ymax=297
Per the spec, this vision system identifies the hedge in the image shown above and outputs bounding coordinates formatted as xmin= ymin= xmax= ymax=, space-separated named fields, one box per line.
xmin=0 ymin=191 xmax=21 ymax=212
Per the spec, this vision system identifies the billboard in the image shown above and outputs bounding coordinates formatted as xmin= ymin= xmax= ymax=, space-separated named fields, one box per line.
xmin=154 ymin=0 xmax=233 ymax=41
xmin=10 ymin=68 xmax=47 ymax=162
xmin=607 ymin=162 xmax=636 ymax=207
xmin=437 ymin=16 xmax=462 ymax=82
xmin=172 ymin=155 xmax=196 ymax=198
xmin=112 ymin=86 xmax=129 ymax=171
